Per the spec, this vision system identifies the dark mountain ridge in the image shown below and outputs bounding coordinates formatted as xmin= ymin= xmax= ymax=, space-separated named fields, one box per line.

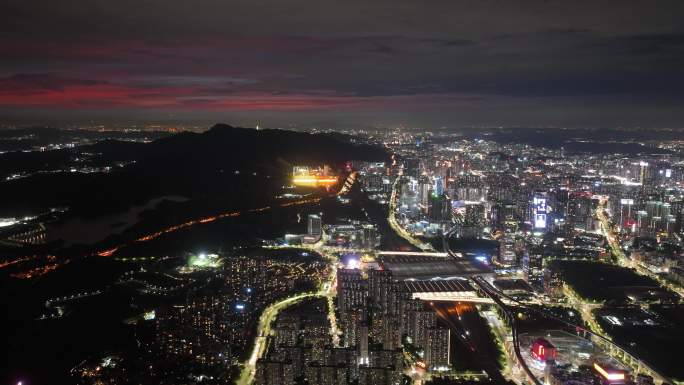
xmin=136 ymin=124 xmax=386 ymax=173
xmin=0 ymin=124 xmax=388 ymax=217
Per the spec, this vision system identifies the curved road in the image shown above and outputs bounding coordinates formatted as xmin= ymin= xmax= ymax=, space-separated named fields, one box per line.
xmin=387 ymin=169 xmax=435 ymax=251
xmin=472 ymin=276 xmax=674 ymax=385
xmin=471 ymin=276 xmax=543 ymax=385
xmin=236 ymin=174 xmax=354 ymax=385
xmin=597 ymin=198 xmax=684 ymax=298
xmin=236 ymin=292 xmax=318 ymax=385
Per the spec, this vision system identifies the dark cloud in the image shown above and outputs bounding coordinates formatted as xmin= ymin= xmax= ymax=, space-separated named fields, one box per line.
xmin=0 ymin=74 xmax=107 ymax=92
xmin=616 ymin=33 xmax=684 ymax=55
xmin=441 ymin=39 xmax=476 ymax=47
xmin=0 ymin=0 xmax=683 ymax=128
xmin=368 ymin=41 xmax=396 ymax=55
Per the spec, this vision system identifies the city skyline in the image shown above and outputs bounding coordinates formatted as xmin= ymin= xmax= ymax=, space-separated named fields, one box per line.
xmin=2 ymin=123 xmax=684 ymax=385
xmin=3 ymin=2 xmax=684 ymax=385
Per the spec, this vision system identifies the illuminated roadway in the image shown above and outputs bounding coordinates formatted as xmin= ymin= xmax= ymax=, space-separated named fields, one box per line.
xmin=471 ymin=276 xmax=543 ymax=385
xmin=236 ymin=248 xmax=339 ymax=385
xmin=236 ymin=291 xmax=318 ymax=385
xmin=235 ymin=173 xmax=357 ymax=385
xmin=471 ymin=276 xmax=674 ymax=385
xmin=3 ymin=173 xmax=357 ymax=292
xmin=96 ymin=172 xmax=359 ymax=259
xmin=95 ymin=197 xmax=322 ymax=257
xmin=467 ymin=199 xmax=677 ymax=385
xmin=94 ymin=172 xmax=359 ymax=259
xmin=596 ymin=197 xmax=684 ymax=298
xmin=388 ymin=167 xmax=435 ymax=251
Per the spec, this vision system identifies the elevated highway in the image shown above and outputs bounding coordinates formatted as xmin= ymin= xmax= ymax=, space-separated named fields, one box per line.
xmin=471 ymin=276 xmax=674 ymax=385
xmin=388 ymin=169 xmax=435 ymax=251
xmin=471 ymin=276 xmax=543 ymax=385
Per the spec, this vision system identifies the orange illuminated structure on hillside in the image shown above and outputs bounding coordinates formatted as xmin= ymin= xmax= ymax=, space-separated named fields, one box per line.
xmin=292 ymin=166 xmax=338 ymax=187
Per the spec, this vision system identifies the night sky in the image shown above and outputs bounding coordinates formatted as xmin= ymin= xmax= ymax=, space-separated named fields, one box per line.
xmin=1 ymin=0 xmax=683 ymax=128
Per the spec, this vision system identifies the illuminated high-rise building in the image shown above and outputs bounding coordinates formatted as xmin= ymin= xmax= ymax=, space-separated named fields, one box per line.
xmin=568 ymin=192 xmax=594 ymax=231
xmin=337 ymin=268 xmax=368 ymax=348
xmin=369 ymin=269 xmax=393 ymax=314
xmin=255 ymin=360 xmax=296 ymax=385
xmin=523 ymin=247 xmax=543 ymax=288
xmin=455 ymin=173 xmax=485 ymax=201
xmin=307 ymin=214 xmax=322 ymax=238
xmin=498 ymin=234 xmax=517 ymax=267
xmin=453 ymin=202 xmax=486 ymax=238
xmin=433 ymin=176 xmax=444 ymax=196
xmin=425 ymin=328 xmax=450 ymax=370
xmin=532 ymin=191 xmax=549 ymax=232
xmin=337 ymin=269 xmax=367 ymax=315
xmin=418 ymin=175 xmax=432 ymax=213
xmin=409 ymin=310 xmax=436 ymax=350
xmin=618 ymin=198 xmax=634 ymax=232
xmin=428 ymin=194 xmax=451 ymax=222
xmin=492 ymin=201 xmax=518 ymax=232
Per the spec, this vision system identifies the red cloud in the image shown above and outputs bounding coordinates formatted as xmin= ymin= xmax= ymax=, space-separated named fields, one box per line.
xmin=0 ymin=73 xmax=370 ymax=110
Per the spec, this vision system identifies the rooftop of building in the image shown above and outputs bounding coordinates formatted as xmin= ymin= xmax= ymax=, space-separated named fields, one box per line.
xmin=378 ymin=255 xmax=492 ymax=280
xmin=403 ymin=278 xmax=475 ymax=293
